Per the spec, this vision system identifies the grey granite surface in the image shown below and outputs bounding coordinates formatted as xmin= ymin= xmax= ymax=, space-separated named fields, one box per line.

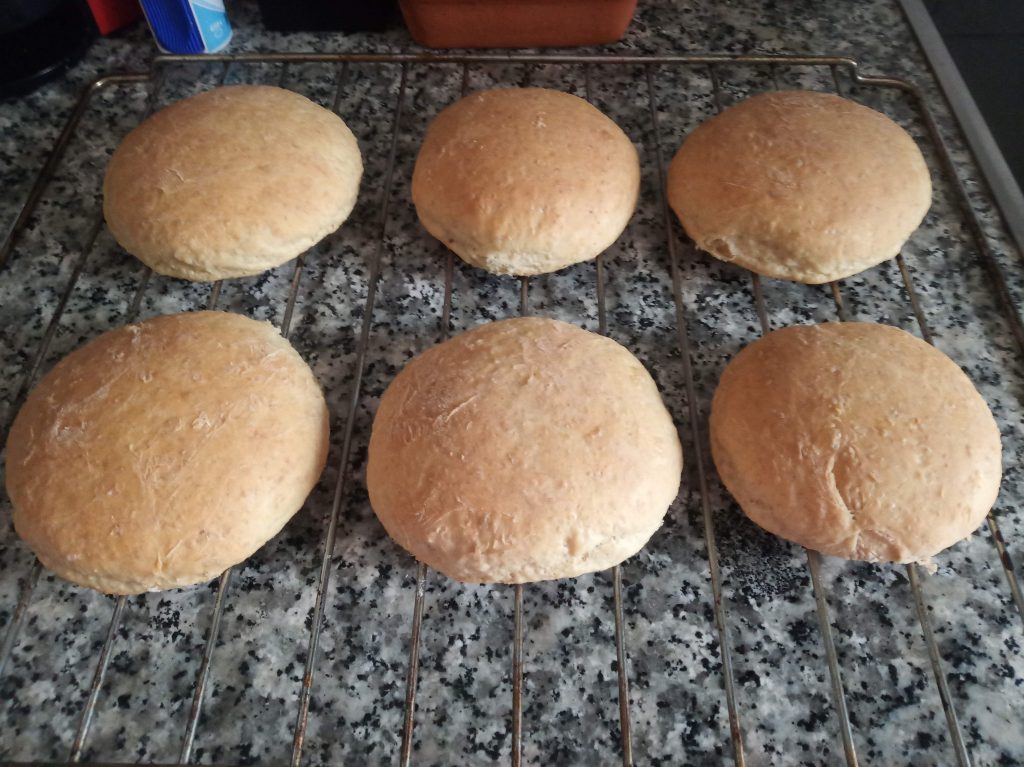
xmin=1 ymin=1 xmax=1023 ymax=765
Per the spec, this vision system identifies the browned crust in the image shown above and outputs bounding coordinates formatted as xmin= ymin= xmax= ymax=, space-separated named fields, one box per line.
xmin=103 ymin=85 xmax=362 ymax=281
xmin=668 ymin=91 xmax=932 ymax=284
xmin=412 ymin=87 xmax=640 ymax=276
xmin=5 ymin=311 xmax=330 ymax=593
xmin=367 ymin=317 xmax=683 ymax=582
xmin=710 ymin=322 xmax=1001 ymax=562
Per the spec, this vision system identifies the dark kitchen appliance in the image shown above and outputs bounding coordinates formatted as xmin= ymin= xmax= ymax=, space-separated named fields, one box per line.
xmin=0 ymin=0 xmax=95 ymax=99
xmin=256 ymin=0 xmax=400 ymax=32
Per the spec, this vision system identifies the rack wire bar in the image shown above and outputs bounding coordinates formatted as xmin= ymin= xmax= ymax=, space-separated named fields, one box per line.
xmin=206 ymin=282 xmax=223 ymax=311
xmin=398 ymin=63 xmax=469 ymax=767
xmin=749 ymin=275 xmax=770 ymax=335
xmin=834 ymin=209 xmax=978 ymax=764
xmin=804 ymin=551 xmax=860 ymax=765
xmin=744 ymin=276 xmax=859 ymax=767
xmin=178 ymin=570 xmax=231 ymax=763
xmin=506 ymin=275 xmax=531 ymax=767
xmin=894 ymin=256 xmax=934 ymax=343
xmin=68 ymin=596 xmax=127 ymax=762
xmin=398 ymin=563 xmax=428 ymax=767
xmin=818 ymin=265 xmax=973 ymax=762
xmin=644 ymin=64 xmax=747 ymax=766
xmin=150 ymin=53 xmax=899 ymax=68
xmin=399 ymin=61 xmax=637 ymax=767
xmin=289 ymin=62 xmax=410 ymax=767
xmin=0 ymin=72 xmax=148 ymax=272
xmin=124 ymin=269 xmax=153 ymax=324
xmin=281 ymin=250 xmax=308 ymax=336
xmin=596 ymin=254 xmax=608 ymax=336
xmin=0 ymin=560 xmax=42 ymax=679
xmin=906 ymin=564 xmax=972 ymax=766
xmin=829 ymin=282 xmax=851 ymax=323
xmin=707 ymin=62 xmax=862 ymax=766
xmin=175 ymin=60 xmax=320 ymax=764
xmin=878 ymin=253 xmax=989 ymax=760
xmin=609 ymin=567 xmax=633 ymax=766
xmin=582 ymin=63 xmax=634 ymax=766
xmin=823 ymin=259 xmax=972 ymax=762
xmin=985 ymin=518 xmax=1024 ymax=623
xmin=746 ymin=271 xmax=861 ymax=767
xmin=744 ymin=271 xmax=861 ymax=766
xmin=511 ymin=584 xmax=524 ymax=767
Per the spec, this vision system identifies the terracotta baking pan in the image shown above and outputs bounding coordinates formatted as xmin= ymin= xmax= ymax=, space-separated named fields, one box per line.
xmin=400 ymin=0 xmax=638 ymax=49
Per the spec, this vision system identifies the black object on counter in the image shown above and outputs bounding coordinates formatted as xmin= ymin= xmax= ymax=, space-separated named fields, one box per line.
xmin=257 ymin=0 xmax=400 ymax=32
xmin=0 ymin=0 xmax=95 ymax=99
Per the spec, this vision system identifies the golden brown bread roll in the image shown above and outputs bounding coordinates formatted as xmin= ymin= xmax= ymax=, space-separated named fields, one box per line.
xmin=366 ymin=317 xmax=683 ymax=582
xmin=5 ymin=311 xmax=329 ymax=594
xmin=103 ymin=85 xmax=363 ymax=281
xmin=412 ymin=87 xmax=640 ymax=276
xmin=710 ymin=322 xmax=1001 ymax=562
xmin=667 ymin=91 xmax=932 ymax=284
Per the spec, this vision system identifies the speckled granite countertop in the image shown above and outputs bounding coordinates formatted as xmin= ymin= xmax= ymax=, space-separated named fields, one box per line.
xmin=1 ymin=2 xmax=1023 ymax=766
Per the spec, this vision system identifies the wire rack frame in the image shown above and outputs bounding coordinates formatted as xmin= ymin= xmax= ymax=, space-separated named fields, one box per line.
xmin=0 ymin=52 xmax=1020 ymax=767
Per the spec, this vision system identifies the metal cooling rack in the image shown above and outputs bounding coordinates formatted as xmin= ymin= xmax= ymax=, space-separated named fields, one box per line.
xmin=0 ymin=52 xmax=1022 ymax=767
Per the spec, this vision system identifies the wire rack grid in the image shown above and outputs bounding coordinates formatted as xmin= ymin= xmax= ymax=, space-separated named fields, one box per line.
xmin=0 ymin=52 xmax=1022 ymax=767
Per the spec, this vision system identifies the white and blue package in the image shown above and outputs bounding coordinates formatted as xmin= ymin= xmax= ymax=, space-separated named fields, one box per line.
xmin=140 ymin=0 xmax=232 ymax=54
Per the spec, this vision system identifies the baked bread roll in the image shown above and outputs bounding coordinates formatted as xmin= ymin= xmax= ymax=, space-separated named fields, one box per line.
xmin=5 ymin=311 xmax=329 ymax=594
xmin=367 ymin=317 xmax=682 ymax=583
xmin=411 ymin=87 xmax=640 ymax=276
xmin=710 ymin=322 xmax=1001 ymax=562
xmin=104 ymin=85 xmax=362 ymax=281
xmin=667 ymin=91 xmax=932 ymax=284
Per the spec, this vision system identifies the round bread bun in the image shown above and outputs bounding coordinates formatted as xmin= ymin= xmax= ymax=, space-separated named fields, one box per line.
xmin=366 ymin=317 xmax=683 ymax=583
xmin=667 ymin=91 xmax=932 ymax=284
xmin=710 ymin=322 xmax=1001 ymax=563
xmin=103 ymin=85 xmax=363 ymax=282
xmin=5 ymin=311 xmax=329 ymax=594
xmin=411 ymin=87 xmax=640 ymax=276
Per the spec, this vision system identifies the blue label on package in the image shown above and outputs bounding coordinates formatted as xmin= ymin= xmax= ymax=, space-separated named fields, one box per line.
xmin=140 ymin=0 xmax=232 ymax=54
xmin=192 ymin=0 xmax=232 ymax=52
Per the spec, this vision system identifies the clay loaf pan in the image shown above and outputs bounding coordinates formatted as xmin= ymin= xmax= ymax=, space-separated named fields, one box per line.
xmin=400 ymin=0 xmax=637 ymax=48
